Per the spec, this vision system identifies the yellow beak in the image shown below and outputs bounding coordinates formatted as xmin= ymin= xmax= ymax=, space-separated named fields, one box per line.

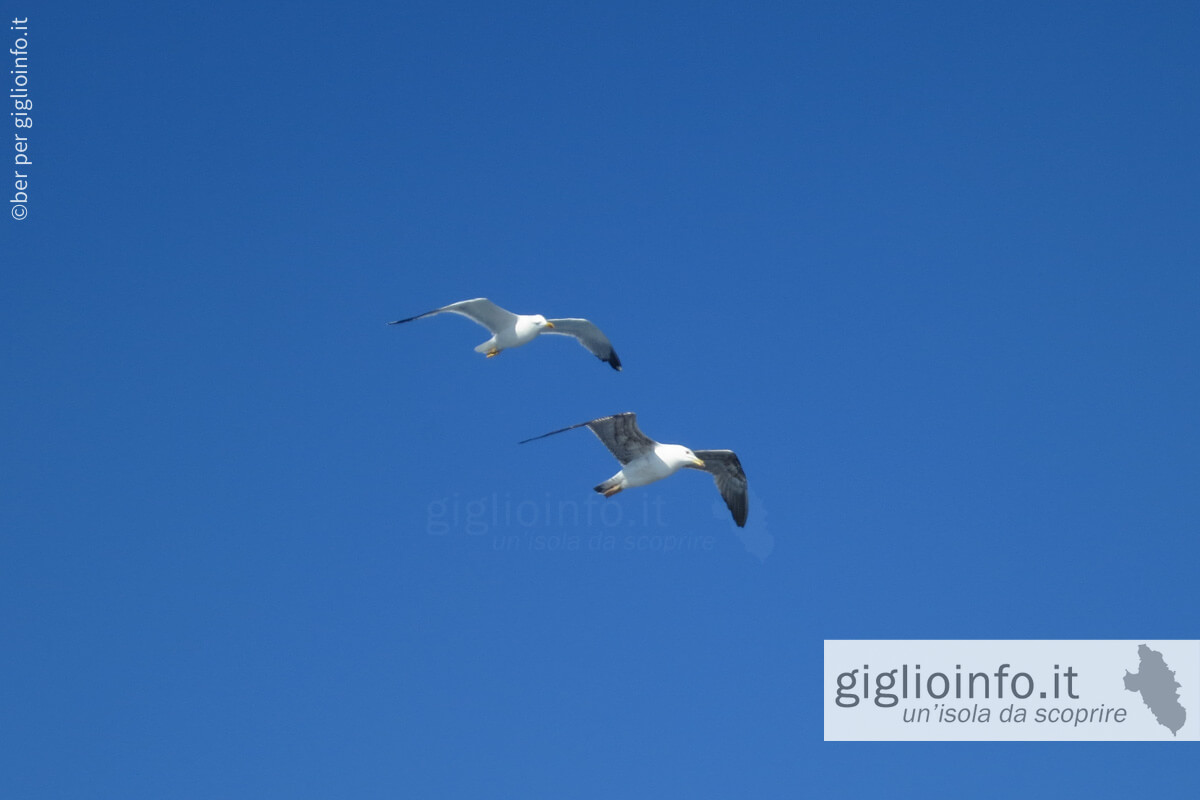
xmin=544 ymin=321 xmax=555 ymax=329
xmin=692 ymin=457 xmax=706 ymax=468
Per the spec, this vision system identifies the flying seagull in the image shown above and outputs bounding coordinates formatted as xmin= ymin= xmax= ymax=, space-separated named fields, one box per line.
xmin=520 ymin=412 xmax=748 ymax=527
xmin=388 ymin=297 xmax=621 ymax=370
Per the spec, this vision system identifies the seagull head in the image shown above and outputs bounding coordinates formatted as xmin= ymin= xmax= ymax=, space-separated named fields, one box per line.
xmin=679 ymin=447 xmax=705 ymax=468
xmin=655 ymin=443 xmax=705 ymax=470
xmin=534 ymin=315 xmax=555 ymax=330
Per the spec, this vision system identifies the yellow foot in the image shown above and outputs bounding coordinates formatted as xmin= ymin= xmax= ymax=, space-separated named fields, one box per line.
xmin=602 ymin=486 xmax=622 ymax=498
xmin=485 ymin=350 xmax=499 ymax=358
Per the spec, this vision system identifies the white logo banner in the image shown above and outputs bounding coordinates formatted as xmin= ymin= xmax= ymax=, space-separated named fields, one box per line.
xmin=824 ymin=640 xmax=1199 ymax=741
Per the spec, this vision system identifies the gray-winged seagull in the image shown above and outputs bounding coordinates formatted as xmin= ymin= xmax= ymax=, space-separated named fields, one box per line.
xmin=388 ymin=297 xmax=621 ymax=370
xmin=520 ymin=412 xmax=748 ymax=526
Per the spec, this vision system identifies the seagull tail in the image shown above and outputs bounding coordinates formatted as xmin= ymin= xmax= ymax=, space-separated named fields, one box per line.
xmin=593 ymin=477 xmax=623 ymax=497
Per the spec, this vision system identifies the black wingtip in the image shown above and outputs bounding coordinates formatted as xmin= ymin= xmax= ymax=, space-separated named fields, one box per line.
xmin=607 ymin=351 xmax=622 ymax=371
xmin=518 ymin=419 xmax=595 ymax=445
xmin=517 ymin=429 xmax=562 ymax=445
xmin=388 ymin=310 xmax=434 ymax=325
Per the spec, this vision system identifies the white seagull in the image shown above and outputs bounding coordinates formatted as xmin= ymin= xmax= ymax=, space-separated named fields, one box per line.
xmin=388 ymin=297 xmax=621 ymax=370
xmin=520 ymin=412 xmax=749 ymax=527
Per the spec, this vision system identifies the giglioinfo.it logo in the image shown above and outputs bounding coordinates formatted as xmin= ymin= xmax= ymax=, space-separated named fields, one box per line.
xmin=824 ymin=640 xmax=1199 ymax=741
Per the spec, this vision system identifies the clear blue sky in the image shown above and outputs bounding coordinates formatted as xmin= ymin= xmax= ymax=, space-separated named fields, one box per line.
xmin=4 ymin=1 xmax=1198 ymax=796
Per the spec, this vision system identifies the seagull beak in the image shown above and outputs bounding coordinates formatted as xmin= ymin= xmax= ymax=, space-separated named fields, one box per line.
xmin=544 ymin=321 xmax=556 ymax=329
xmin=692 ymin=457 xmax=706 ymax=468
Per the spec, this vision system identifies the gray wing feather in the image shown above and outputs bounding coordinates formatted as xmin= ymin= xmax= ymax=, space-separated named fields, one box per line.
xmin=687 ymin=450 xmax=749 ymax=527
xmin=519 ymin=412 xmax=655 ymax=465
xmin=584 ymin=413 xmax=656 ymax=463
xmin=388 ymin=298 xmax=518 ymax=334
xmin=544 ymin=318 xmax=622 ymax=370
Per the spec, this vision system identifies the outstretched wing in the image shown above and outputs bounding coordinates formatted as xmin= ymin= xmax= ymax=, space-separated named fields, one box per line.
xmin=519 ymin=412 xmax=655 ymax=465
xmin=585 ymin=413 xmax=655 ymax=463
xmin=388 ymin=298 xmax=518 ymax=335
xmin=687 ymin=450 xmax=748 ymax=527
xmin=543 ymin=318 xmax=622 ymax=371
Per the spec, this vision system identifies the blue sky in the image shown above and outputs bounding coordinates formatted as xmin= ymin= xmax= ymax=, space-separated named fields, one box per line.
xmin=3 ymin=1 xmax=1198 ymax=796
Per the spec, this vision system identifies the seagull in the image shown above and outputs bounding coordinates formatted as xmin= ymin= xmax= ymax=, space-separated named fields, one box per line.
xmin=388 ymin=297 xmax=621 ymax=370
xmin=520 ymin=412 xmax=748 ymax=527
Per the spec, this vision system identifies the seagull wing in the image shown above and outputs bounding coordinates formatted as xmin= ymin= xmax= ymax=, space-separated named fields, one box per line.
xmin=585 ymin=413 xmax=656 ymax=463
xmin=543 ymin=318 xmax=622 ymax=370
xmin=519 ymin=412 xmax=655 ymax=465
xmin=687 ymin=450 xmax=749 ymax=527
xmin=388 ymin=298 xmax=518 ymax=335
